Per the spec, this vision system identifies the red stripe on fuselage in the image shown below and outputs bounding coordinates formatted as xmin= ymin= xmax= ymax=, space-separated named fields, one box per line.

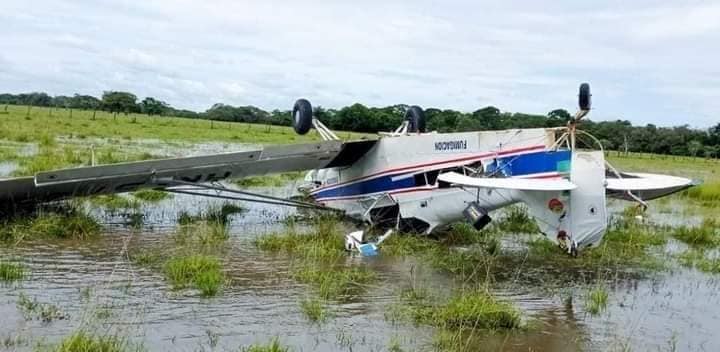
xmin=312 ymin=144 xmax=546 ymax=194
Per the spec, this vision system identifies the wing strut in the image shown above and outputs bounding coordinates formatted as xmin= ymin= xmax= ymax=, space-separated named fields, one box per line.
xmin=160 ymin=178 xmax=342 ymax=213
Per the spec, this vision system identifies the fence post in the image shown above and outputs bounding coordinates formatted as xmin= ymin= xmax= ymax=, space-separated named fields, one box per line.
xmin=69 ymin=109 xmax=73 ymax=119
xmin=92 ymin=110 xmax=97 ymax=121
xmin=25 ymin=105 xmax=31 ymax=118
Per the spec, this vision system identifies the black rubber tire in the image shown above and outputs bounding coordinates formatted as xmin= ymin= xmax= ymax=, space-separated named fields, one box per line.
xmin=292 ymin=99 xmax=313 ymax=135
xmin=578 ymin=83 xmax=591 ymax=111
xmin=405 ymin=105 xmax=426 ymax=133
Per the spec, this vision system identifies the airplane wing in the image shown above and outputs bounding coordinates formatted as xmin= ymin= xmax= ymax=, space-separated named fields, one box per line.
xmin=437 ymin=172 xmax=577 ymax=191
xmin=606 ymin=172 xmax=696 ymax=201
xmin=0 ymin=139 xmax=377 ymax=207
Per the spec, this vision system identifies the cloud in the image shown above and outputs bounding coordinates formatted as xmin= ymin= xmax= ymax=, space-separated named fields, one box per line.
xmin=0 ymin=0 xmax=717 ymax=127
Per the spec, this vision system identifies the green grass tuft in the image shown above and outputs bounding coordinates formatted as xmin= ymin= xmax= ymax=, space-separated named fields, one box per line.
xmin=239 ymin=338 xmax=289 ymax=352
xmin=89 ymin=195 xmax=140 ymax=211
xmin=0 ymin=261 xmax=26 ymax=282
xmin=495 ymin=205 xmax=540 ymax=234
xmin=293 ymin=265 xmax=375 ymax=299
xmin=163 ymin=255 xmax=224 ymax=297
xmin=234 ymin=172 xmax=304 ymax=187
xmin=585 ymin=286 xmax=609 ymax=315
xmin=254 ymin=216 xmax=344 ymax=260
xmin=399 ymin=288 xmax=522 ymax=331
xmin=47 ymin=331 xmax=137 ymax=352
xmin=131 ymin=189 xmax=172 ymax=202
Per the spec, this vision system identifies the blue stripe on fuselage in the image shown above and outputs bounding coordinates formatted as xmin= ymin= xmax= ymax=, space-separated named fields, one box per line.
xmin=313 ymin=150 xmax=571 ymax=200
xmin=486 ymin=150 xmax=570 ymax=177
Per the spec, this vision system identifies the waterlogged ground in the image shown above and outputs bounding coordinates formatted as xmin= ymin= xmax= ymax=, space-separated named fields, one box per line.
xmin=1 ymin=131 xmax=719 ymax=351
xmin=1 ymin=188 xmax=719 ymax=351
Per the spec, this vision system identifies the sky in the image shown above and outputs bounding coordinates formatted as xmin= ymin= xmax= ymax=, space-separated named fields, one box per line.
xmin=1 ymin=0 xmax=719 ymax=127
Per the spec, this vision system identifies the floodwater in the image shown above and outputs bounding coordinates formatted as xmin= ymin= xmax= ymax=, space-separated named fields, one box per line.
xmin=1 ymin=140 xmax=719 ymax=351
xmin=2 ymin=191 xmax=719 ymax=352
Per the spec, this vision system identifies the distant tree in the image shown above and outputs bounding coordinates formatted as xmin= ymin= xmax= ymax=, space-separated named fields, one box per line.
xmin=547 ymin=109 xmax=572 ymax=127
xmin=335 ymin=103 xmax=374 ymax=132
xmin=52 ymin=95 xmax=72 ymax=108
xmin=101 ymin=91 xmax=138 ymax=113
xmin=140 ymin=97 xmax=169 ymax=116
xmin=708 ymin=123 xmax=720 ymax=145
xmin=18 ymin=92 xmax=52 ymax=106
xmin=70 ymin=94 xmax=101 ymax=110
xmin=687 ymin=140 xmax=703 ymax=157
xmin=472 ymin=106 xmax=503 ymax=130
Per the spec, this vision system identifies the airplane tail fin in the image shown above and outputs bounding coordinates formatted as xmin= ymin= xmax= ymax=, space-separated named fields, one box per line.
xmin=521 ymin=151 xmax=607 ymax=253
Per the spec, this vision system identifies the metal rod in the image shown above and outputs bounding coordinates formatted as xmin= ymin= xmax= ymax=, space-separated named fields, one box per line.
xmin=160 ymin=179 xmax=343 ymax=212
xmin=164 ymin=189 xmax=341 ymax=212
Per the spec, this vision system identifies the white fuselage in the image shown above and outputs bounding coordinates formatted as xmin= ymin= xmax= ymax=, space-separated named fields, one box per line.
xmin=306 ymin=128 xmax=561 ymax=232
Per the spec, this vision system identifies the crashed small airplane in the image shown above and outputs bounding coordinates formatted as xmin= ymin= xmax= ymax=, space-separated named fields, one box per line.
xmin=0 ymin=84 xmax=696 ymax=255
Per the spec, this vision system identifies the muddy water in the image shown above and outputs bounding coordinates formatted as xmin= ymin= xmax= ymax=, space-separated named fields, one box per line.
xmin=2 ymin=192 xmax=720 ymax=351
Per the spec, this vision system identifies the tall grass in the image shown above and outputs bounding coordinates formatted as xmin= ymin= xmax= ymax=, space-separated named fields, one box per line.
xmin=0 ymin=261 xmax=26 ymax=282
xmin=495 ymin=205 xmax=539 ymax=234
xmin=684 ymin=182 xmax=720 ymax=203
xmin=672 ymin=219 xmax=720 ymax=248
xmin=299 ymin=297 xmax=329 ymax=323
xmin=585 ymin=286 xmax=609 ymax=315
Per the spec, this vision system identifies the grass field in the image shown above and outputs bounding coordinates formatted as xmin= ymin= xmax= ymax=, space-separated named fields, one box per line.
xmin=0 ymin=104 xmax=368 ymax=177
xmin=607 ymin=152 xmax=720 ymax=183
xmin=0 ymin=104 xmax=367 ymax=145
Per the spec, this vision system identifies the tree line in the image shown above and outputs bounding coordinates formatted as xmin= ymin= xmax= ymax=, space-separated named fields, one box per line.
xmin=2 ymin=91 xmax=719 ymax=158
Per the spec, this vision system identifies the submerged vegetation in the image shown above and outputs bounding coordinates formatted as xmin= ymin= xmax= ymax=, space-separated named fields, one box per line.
xmin=299 ymin=297 xmax=329 ymax=323
xmin=17 ymin=293 xmax=66 ymax=322
xmin=131 ymin=189 xmax=172 ymax=202
xmin=255 ymin=216 xmax=377 ymax=300
xmin=677 ymin=249 xmax=720 ymax=274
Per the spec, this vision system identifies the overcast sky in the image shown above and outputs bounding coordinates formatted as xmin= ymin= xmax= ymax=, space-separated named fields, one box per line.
xmin=1 ymin=0 xmax=719 ymax=127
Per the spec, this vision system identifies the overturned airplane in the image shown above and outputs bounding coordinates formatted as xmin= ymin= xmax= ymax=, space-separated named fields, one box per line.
xmin=0 ymin=84 xmax=696 ymax=255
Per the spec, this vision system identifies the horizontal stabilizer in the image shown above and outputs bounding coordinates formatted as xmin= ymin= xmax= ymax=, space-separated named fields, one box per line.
xmin=606 ymin=172 xmax=695 ymax=201
xmin=437 ymin=172 xmax=577 ymax=191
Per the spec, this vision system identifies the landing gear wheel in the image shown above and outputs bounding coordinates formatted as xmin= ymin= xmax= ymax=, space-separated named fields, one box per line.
xmin=292 ymin=99 xmax=313 ymax=135
xmin=578 ymin=83 xmax=591 ymax=111
xmin=405 ymin=106 xmax=426 ymax=133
